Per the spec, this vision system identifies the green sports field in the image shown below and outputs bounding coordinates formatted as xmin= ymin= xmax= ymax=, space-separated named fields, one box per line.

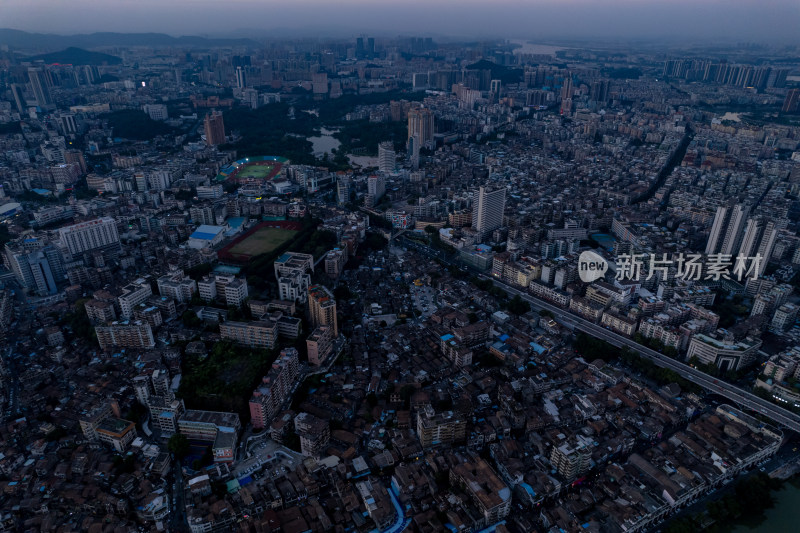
xmin=235 ymin=163 xmax=275 ymax=179
xmin=226 ymin=227 xmax=296 ymax=257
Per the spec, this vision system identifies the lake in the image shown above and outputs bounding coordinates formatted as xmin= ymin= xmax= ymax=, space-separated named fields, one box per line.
xmin=308 ymin=127 xmax=340 ymax=157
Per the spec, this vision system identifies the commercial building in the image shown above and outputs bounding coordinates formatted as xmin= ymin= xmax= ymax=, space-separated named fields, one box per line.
xmin=686 ymin=331 xmax=762 ymax=372
xmin=472 ymin=185 xmax=506 ymax=241
xmin=58 ymin=217 xmax=121 ymax=257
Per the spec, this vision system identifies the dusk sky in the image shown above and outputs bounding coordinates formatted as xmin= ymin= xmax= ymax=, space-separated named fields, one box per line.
xmin=3 ymin=0 xmax=800 ymax=43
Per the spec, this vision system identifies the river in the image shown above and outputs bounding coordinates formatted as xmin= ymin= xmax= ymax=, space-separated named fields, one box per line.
xmin=730 ymin=478 xmax=800 ymax=532
xmin=510 ymin=40 xmax=568 ymax=56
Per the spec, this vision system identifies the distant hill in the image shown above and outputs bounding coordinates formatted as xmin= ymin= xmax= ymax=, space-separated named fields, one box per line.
xmin=0 ymin=28 xmax=257 ymax=51
xmin=28 ymin=47 xmax=122 ymax=65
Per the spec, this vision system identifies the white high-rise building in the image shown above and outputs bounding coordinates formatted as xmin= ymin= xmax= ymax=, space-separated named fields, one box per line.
xmin=28 ymin=67 xmax=53 ymax=108
xmin=705 ymin=204 xmax=749 ymax=255
xmin=739 ymin=217 xmax=777 ymax=275
xmin=366 ymin=174 xmax=386 ymax=207
xmin=236 ymin=67 xmax=247 ymax=89
xmin=472 ymin=185 xmax=506 ymax=241
xmin=58 ymin=217 xmax=121 ymax=256
xmin=378 ymin=142 xmax=395 ymax=173
xmin=407 ymin=106 xmax=434 ymax=149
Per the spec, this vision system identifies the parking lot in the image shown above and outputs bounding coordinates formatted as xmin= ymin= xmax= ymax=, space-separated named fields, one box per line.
xmin=411 ymin=283 xmax=437 ymax=317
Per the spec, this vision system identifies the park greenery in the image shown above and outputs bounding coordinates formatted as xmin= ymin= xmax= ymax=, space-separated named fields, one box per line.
xmin=101 ymin=109 xmax=175 ymax=140
xmin=222 ymin=89 xmax=424 ymax=169
xmin=177 ymin=341 xmax=277 ymax=423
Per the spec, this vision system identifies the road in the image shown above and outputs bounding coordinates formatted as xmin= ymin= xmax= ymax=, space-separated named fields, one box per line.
xmin=169 ymin=455 xmax=190 ymax=532
xmin=493 ymin=278 xmax=800 ymax=433
xmin=398 ymin=236 xmax=800 ymax=433
xmin=1 ymin=344 xmax=20 ymax=421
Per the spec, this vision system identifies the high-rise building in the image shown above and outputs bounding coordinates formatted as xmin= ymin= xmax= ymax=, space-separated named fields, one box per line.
xmin=378 ymin=141 xmax=395 ymax=173
xmin=336 ymin=176 xmax=351 ymax=206
xmin=408 ymin=134 xmax=420 ymax=170
xmin=235 ymin=66 xmax=247 ymax=89
xmin=739 ymin=217 xmax=778 ymax=275
xmin=249 ymin=348 xmax=300 ymax=429
xmin=705 ymin=203 xmax=749 ymax=255
xmin=10 ymin=83 xmax=26 ymax=113
xmin=308 ymin=285 xmax=337 ymax=337
xmin=366 ymin=174 xmax=385 ymax=207
xmin=306 ymin=325 xmax=334 ymax=365
xmin=472 ymin=185 xmax=506 ymax=241
xmin=782 ymin=89 xmax=800 ymax=113
xmin=3 ymin=242 xmax=63 ymax=295
xmin=58 ymin=217 xmax=121 ymax=257
xmin=204 ymin=110 xmax=226 ymax=146
xmin=407 ymin=107 xmax=434 ymax=150
xmin=560 ymin=76 xmax=573 ymax=114
xmin=28 ymin=68 xmax=53 ymax=108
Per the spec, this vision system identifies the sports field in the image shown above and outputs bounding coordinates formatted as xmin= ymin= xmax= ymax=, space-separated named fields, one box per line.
xmin=226 ymin=227 xmax=297 ymax=257
xmin=235 ymin=163 xmax=275 ymax=179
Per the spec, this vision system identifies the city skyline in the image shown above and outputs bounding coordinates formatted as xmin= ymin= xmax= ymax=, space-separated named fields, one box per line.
xmin=1 ymin=7 xmax=800 ymax=532
xmin=2 ymin=0 xmax=800 ymax=43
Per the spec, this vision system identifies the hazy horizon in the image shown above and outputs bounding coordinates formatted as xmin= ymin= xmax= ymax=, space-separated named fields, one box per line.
xmin=3 ymin=0 xmax=800 ymax=44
